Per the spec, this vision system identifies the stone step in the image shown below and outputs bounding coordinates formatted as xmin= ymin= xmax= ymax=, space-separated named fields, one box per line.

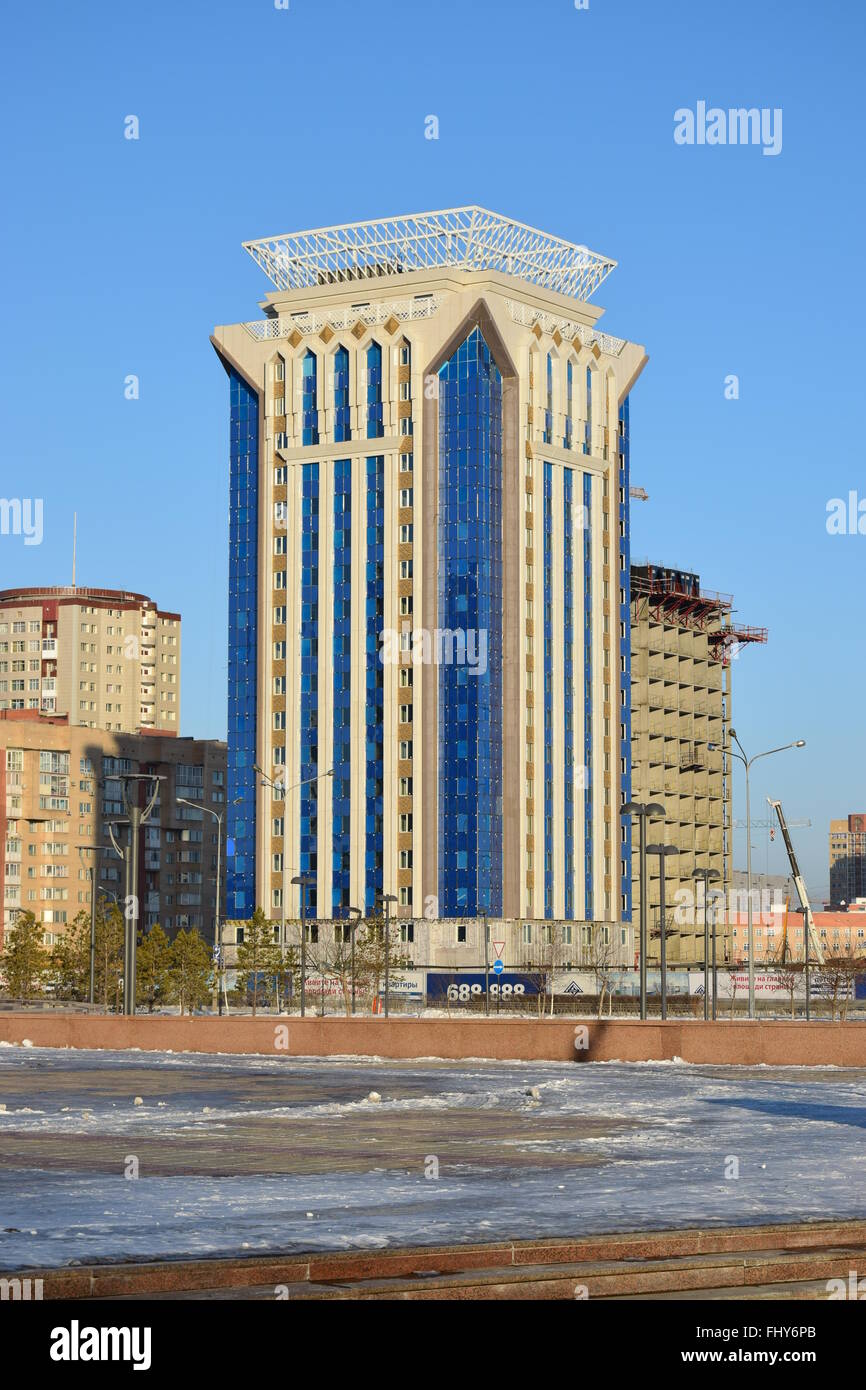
xmin=19 ymin=1220 xmax=866 ymax=1301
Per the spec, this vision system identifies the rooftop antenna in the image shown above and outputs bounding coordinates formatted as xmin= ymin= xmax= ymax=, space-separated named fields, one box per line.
xmin=72 ymin=512 xmax=77 ymax=589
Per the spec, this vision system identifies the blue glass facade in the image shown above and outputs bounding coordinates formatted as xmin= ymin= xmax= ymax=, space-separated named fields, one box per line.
xmin=437 ymin=327 xmax=502 ymax=917
xmin=618 ymin=396 xmax=633 ymax=921
xmin=334 ymin=346 xmax=351 ymax=443
xmin=365 ymin=455 xmax=385 ymax=913
xmin=366 ymin=341 xmax=383 ymax=439
xmin=563 ymin=468 xmax=575 ymax=918
xmin=227 ymin=369 xmax=258 ymax=917
xmin=543 ymin=462 xmax=554 ymax=919
xmin=332 ymin=458 xmax=352 ymax=916
xmin=583 ymin=470 xmax=594 ymax=918
xmin=302 ymin=351 xmax=319 ymax=446
xmin=299 ymin=463 xmax=319 ymax=909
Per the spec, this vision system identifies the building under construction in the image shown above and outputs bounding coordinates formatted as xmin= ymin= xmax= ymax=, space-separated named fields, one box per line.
xmin=629 ymin=562 xmax=767 ymax=965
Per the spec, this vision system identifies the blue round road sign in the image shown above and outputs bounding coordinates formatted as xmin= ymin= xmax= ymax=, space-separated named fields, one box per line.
xmin=492 ymin=959 xmax=504 ymax=975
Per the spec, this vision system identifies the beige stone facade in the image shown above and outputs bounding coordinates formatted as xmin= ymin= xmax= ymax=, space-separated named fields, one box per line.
xmin=213 ymin=208 xmax=647 ymax=935
xmin=0 ymin=586 xmax=181 ymax=733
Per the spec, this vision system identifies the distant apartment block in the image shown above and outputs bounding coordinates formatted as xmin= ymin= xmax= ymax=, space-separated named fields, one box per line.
xmin=0 ymin=586 xmax=181 ymax=733
xmin=0 ymin=712 xmax=225 ymax=948
xmin=829 ymin=815 xmax=866 ymax=907
xmin=629 ymin=562 xmax=766 ymax=965
xmin=728 ymin=909 xmax=866 ymax=964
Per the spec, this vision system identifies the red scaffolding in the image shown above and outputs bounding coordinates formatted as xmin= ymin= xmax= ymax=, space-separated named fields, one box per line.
xmin=631 ymin=566 xmax=767 ymax=665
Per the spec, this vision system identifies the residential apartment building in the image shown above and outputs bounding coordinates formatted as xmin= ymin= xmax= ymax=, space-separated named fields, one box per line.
xmin=630 ymin=562 xmax=766 ymax=964
xmin=829 ymin=815 xmax=866 ymax=907
xmin=0 ymin=712 xmax=225 ymax=948
xmin=212 ymin=207 xmax=647 ymax=932
xmin=0 ymin=586 xmax=181 ymax=733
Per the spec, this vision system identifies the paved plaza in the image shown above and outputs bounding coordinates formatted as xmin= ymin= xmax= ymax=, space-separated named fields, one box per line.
xmin=1 ymin=1048 xmax=865 ymax=1270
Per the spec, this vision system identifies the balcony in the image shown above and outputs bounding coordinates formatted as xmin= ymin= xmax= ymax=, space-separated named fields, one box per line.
xmin=680 ymin=743 xmax=706 ymax=773
xmin=42 ymin=639 xmax=57 ymax=656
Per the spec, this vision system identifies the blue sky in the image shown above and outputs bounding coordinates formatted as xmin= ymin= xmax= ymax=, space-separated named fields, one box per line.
xmin=0 ymin=0 xmax=863 ymax=896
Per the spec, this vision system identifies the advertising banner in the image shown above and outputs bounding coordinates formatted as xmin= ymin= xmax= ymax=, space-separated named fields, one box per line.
xmin=425 ymin=971 xmax=540 ymax=1002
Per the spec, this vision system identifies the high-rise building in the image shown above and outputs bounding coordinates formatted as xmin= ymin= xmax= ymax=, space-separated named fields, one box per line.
xmin=213 ymin=208 xmax=647 ymax=930
xmin=829 ymin=815 xmax=866 ymax=907
xmin=0 ymin=712 xmax=225 ymax=947
xmin=629 ymin=562 xmax=766 ymax=964
xmin=0 ymin=586 xmax=181 ymax=733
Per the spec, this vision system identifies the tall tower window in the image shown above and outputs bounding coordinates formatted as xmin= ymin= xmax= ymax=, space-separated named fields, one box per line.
xmin=227 ymin=369 xmax=258 ymax=917
xmin=564 ymin=360 xmax=574 ymax=450
xmin=299 ymin=463 xmax=320 ymax=893
xmin=543 ymin=353 xmax=553 ymax=445
xmin=302 ymin=351 xmax=319 ymax=446
xmin=366 ymin=341 xmax=384 ymax=439
xmin=564 ymin=468 xmax=575 ymax=918
xmin=543 ymin=462 xmax=553 ymax=919
xmin=584 ymin=366 xmax=593 ymax=456
xmin=583 ymin=470 xmax=594 ymax=918
xmin=332 ymin=458 xmax=352 ymax=915
xmin=365 ymin=455 xmax=385 ymax=912
xmin=437 ymin=327 xmax=503 ymax=917
xmin=334 ymin=346 xmax=351 ymax=443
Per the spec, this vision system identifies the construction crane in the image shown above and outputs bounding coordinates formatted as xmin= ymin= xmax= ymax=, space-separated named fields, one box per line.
xmin=768 ymin=799 xmax=824 ymax=965
xmin=731 ymin=817 xmax=811 ymax=829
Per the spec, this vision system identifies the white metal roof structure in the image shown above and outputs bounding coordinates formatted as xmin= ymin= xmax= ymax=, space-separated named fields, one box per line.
xmin=242 ymin=207 xmax=616 ymax=302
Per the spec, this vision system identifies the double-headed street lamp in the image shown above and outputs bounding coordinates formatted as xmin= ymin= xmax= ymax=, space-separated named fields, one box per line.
xmin=692 ymin=866 xmax=721 ymax=1020
xmin=622 ymin=801 xmax=666 ymax=1020
xmin=709 ymin=732 xmax=805 ymax=1019
xmin=177 ymin=796 xmax=224 ymax=1015
xmin=376 ymin=892 xmax=397 ymax=1018
xmin=107 ymin=773 xmax=164 ymax=1017
xmin=347 ymin=906 xmax=364 ymax=1015
xmin=291 ymin=872 xmax=316 ymax=1016
xmin=646 ymin=843 xmax=678 ymax=1019
xmin=77 ymin=843 xmax=119 ymax=1006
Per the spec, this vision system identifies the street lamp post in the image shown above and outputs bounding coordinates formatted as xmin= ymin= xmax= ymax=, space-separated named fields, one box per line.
xmin=622 ymin=801 xmax=666 ymax=1020
xmin=646 ymin=844 xmax=678 ymax=1019
xmin=480 ymin=909 xmax=490 ymax=1016
xmin=711 ymin=733 xmax=805 ymax=1019
xmin=709 ymin=889 xmax=724 ymax=1021
xmin=291 ymin=873 xmax=316 ymax=1017
xmin=177 ymin=797 xmax=223 ymax=1015
xmin=692 ymin=867 xmax=721 ymax=1021
xmin=108 ymin=773 xmax=163 ymax=1017
xmin=77 ymin=843 xmax=118 ymax=1007
xmin=347 ymin=906 xmax=363 ymax=1015
xmin=377 ymin=893 xmax=397 ymax=1018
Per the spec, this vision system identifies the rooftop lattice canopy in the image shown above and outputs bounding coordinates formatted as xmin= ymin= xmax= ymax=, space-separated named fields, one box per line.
xmin=242 ymin=207 xmax=617 ymax=301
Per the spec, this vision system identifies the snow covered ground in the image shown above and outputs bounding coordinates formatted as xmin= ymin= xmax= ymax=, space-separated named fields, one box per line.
xmin=1 ymin=1047 xmax=864 ymax=1270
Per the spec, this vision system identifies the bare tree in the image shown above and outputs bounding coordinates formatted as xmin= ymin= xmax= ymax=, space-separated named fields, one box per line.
xmin=284 ymin=916 xmax=412 ymax=1015
xmin=815 ymin=946 xmax=866 ymax=1022
xmin=773 ymin=947 xmax=803 ymax=1020
xmin=585 ymin=926 xmax=617 ymax=1019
